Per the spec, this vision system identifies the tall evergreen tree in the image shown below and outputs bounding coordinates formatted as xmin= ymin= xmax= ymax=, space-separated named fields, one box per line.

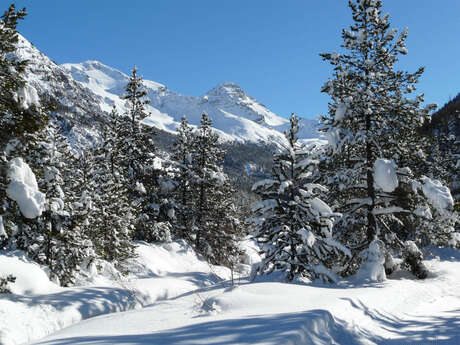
xmin=88 ymin=114 xmax=136 ymax=265
xmin=0 ymin=4 xmax=47 ymax=246
xmin=189 ymin=113 xmax=241 ymax=265
xmin=172 ymin=116 xmax=195 ymax=241
xmin=319 ymin=0 xmax=454 ymax=278
xmin=120 ymin=67 xmax=162 ymax=241
xmin=253 ymin=114 xmax=348 ymax=282
xmin=0 ymin=4 xmax=45 ymax=148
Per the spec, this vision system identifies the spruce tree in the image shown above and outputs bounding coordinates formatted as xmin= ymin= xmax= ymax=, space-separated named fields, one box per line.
xmin=0 ymin=4 xmax=47 ymax=246
xmin=120 ymin=67 xmax=162 ymax=242
xmin=8 ymin=123 xmax=92 ymax=285
xmin=189 ymin=113 xmax=241 ymax=265
xmin=89 ymin=116 xmax=136 ymax=266
xmin=253 ymin=114 xmax=347 ymax=282
xmin=172 ymin=116 xmax=195 ymax=241
xmin=319 ymin=0 xmax=454 ymax=278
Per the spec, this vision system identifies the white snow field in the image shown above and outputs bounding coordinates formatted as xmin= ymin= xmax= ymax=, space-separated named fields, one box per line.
xmin=1 ymin=241 xmax=458 ymax=345
xmin=0 ymin=241 xmax=230 ymax=345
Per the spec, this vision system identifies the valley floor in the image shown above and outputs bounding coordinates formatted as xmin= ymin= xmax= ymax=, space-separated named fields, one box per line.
xmin=1 ymin=241 xmax=459 ymax=345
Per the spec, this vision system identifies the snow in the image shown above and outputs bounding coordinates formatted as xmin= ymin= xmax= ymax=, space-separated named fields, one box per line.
xmin=334 ymin=103 xmax=347 ymax=121
xmin=0 ymin=241 xmax=230 ymax=345
xmin=355 ymin=240 xmax=386 ymax=283
xmin=420 ymin=176 xmax=454 ymax=215
xmin=6 ymin=158 xmax=46 ymax=219
xmin=310 ymin=197 xmax=333 ymax=216
xmin=0 ymin=240 xmax=459 ymax=345
xmin=17 ymin=84 xmax=40 ymax=109
xmin=60 ymin=61 xmax=320 ymax=148
xmin=298 ymin=229 xmax=316 ymax=247
xmin=0 ymin=216 xmax=6 ymax=238
xmin=29 ymin=248 xmax=460 ymax=345
xmin=373 ymin=158 xmax=398 ymax=193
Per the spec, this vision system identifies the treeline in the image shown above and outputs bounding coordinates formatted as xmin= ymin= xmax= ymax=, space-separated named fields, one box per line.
xmin=0 ymin=5 xmax=242 ymax=288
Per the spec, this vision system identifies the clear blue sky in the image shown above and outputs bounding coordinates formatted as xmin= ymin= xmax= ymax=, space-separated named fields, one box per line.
xmin=10 ymin=0 xmax=460 ymax=119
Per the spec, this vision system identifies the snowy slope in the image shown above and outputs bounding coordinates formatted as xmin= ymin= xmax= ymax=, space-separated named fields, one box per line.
xmin=0 ymin=241 xmax=231 ymax=345
xmin=62 ymin=61 xmax=320 ymax=146
xmin=22 ymin=246 xmax=460 ymax=345
xmin=13 ymin=35 xmax=107 ymax=147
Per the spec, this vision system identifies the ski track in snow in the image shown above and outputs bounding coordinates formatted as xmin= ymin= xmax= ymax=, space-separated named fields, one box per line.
xmin=7 ymin=245 xmax=458 ymax=345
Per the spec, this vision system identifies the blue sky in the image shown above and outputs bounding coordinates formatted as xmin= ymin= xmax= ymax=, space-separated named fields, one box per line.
xmin=11 ymin=0 xmax=460 ymax=119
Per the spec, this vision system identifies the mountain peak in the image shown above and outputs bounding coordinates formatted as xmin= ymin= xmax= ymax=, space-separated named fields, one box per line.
xmin=205 ymin=82 xmax=246 ymax=100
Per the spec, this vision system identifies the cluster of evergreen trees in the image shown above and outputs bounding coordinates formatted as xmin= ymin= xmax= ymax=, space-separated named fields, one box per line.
xmin=1 ymin=1 xmax=459 ymax=290
xmin=0 ymin=4 xmax=242 ymax=287
xmin=251 ymin=0 xmax=458 ymax=283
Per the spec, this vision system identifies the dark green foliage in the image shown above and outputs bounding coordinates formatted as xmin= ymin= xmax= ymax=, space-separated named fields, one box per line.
xmin=0 ymin=5 xmax=47 ymax=149
xmin=172 ymin=114 xmax=242 ymax=266
xmin=172 ymin=116 xmax=194 ymax=241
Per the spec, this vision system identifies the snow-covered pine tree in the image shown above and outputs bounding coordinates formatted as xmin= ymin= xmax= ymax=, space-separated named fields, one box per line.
xmin=89 ymin=118 xmax=136 ymax=266
xmin=190 ymin=113 xmax=241 ymax=265
xmin=172 ymin=116 xmax=195 ymax=241
xmin=120 ymin=67 xmax=162 ymax=242
xmin=319 ymin=0 xmax=455 ymax=279
xmin=0 ymin=4 xmax=47 ymax=246
xmin=8 ymin=122 xmax=93 ymax=285
xmin=0 ymin=4 xmax=46 ymax=149
xmin=252 ymin=114 xmax=347 ymax=282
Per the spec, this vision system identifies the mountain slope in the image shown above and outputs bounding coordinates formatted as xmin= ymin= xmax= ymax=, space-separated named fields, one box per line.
xmin=14 ymin=35 xmax=320 ymax=149
xmin=14 ymin=35 xmax=107 ymax=147
xmin=62 ymin=60 xmax=320 ymax=146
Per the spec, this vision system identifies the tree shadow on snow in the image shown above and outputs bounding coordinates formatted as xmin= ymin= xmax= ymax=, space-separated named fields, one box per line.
xmin=35 ymin=309 xmax=363 ymax=345
xmin=1 ymin=286 xmax=150 ymax=318
xmin=342 ymin=298 xmax=460 ymax=344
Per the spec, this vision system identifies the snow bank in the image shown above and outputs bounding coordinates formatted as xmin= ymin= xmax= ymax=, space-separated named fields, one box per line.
xmin=0 ymin=241 xmax=230 ymax=345
xmin=420 ymin=176 xmax=454 ymax=215
xmin=16 ymin=246 xmax=460 ymax=345
xmin=6 ymin=158 xmax=45 ymax=219
xmin=373 ymin=158 xmax=398 ymax=193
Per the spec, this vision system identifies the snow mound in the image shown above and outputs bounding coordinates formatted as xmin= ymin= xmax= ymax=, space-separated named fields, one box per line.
xmin=6 ymin=157 xmax=45 ymax=219
xmin=0 ymin=251 xmax=61 ymax=295
xmin=355 ymin=240 xmax=386 ymax=283
xmin=0 ymin=241 xmax=230 ymax=345
xmin=373 ymin=158 xmax=398 ymax=193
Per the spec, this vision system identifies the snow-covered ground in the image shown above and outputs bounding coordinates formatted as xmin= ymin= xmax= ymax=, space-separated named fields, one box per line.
xmin=0 ymin=241 xmax=230 ymax=345
xmin=1 ymin=240 xmax=459 ymax=345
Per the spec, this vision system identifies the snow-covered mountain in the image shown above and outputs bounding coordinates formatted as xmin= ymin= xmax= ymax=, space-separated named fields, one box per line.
xmin=14 ymin=34 xmax=320 ymax=149
xmin=61 ymin=60 xmax=320 ymax=146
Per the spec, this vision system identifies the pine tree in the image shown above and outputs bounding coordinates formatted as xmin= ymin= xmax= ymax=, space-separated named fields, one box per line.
xmin=120 ymin=67 xmax=162 ymax=242
xmin=319 ymin=0 xmax=454 ymax=278
xmin=172 ymin=116 xmax=195 ymax=241
xmin=188 ymin=113 xmax=241 ymax=265
xmin=0 ymin=4 xmax=45 ymax=149
xmin=0 ymin=4 xmax=47 ymax=246
xmin=7 ymin=123 xmax=93 ymax=285
xmin=89 ymin=118 xmax=136 ymax=267
xmin=253 ymin=114 xmax=348 ymax=282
